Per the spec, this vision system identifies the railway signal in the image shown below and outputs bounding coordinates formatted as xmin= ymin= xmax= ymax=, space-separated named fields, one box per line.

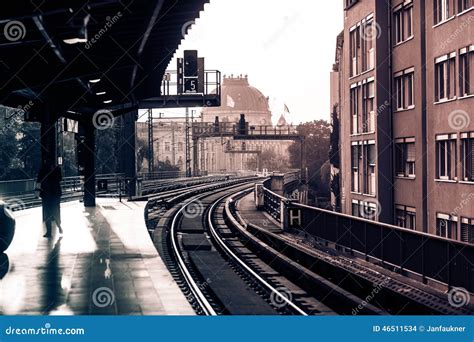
xmin=177 ymin=50 xmax=205 ymax=94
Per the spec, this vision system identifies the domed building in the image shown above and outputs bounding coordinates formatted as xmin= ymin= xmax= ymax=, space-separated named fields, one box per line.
xmin=199 ymin=75 xmax=291 ymax=174
xmin=202 ymin=75 xmax=272 ymax=126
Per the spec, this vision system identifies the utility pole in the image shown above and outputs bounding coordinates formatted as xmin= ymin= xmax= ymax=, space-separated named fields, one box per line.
xmin=200 ymin=113 xmax=205 ymax=174
xmin=185 ymin=107 xmax=191 ymax=177
xmin=171 ymin=122 xmax=176 ymax=166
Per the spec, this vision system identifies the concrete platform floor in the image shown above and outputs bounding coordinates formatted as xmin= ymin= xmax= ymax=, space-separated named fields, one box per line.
xmin=0 ymin=199 xmax=194 ymax=315
xmin=236 ymin=194 xmax=283 ymax=234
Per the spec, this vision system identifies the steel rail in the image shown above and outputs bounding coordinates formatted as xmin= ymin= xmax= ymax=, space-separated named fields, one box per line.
xmin=170 ymin=196 xmax=217 ymax=316
xmin=207 ymin=191 xmax=309 ymax=316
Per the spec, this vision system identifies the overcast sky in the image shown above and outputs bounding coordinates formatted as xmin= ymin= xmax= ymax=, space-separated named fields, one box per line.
xmin=156 ymin=0 xmax=343 ymax=124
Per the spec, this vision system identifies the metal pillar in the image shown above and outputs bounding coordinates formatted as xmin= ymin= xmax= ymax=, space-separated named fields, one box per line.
xmin=185 ymin=107 xmax=191 ymax=177
xmin=56 ymin=117 xmax=64 ymax=166
xmin=115 ymin=115 xmax=124 ymax=174
xmin=122 ymin=110 xmax=137 ymax=197
xmin=200 ymin=137 xmax=205 ymax=173
xmin=171 ymin=122 xmax=176 ymax=165
xmin=300 ymin=137 xmax=306 ymax=183
xmin=39 ymin=105 xmax=57 ymax=219
xmin=81 ymin=120 xmax=96 ymax=207
xmin=200 ymin=114 xmax=205 ymax=173
xmin=192 ymin=138 xmax=199 ymax=177
xmin=40 ymin=106 xmax=57 ymax=169
xmin=147 ymin=109 xmax=154 ymax=173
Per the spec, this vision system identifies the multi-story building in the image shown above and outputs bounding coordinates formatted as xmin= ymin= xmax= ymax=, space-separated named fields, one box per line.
xmin=137 ymin=117 xmax=190 ymax=172
xmin=333 ymin=0 xmax=473 ymax=243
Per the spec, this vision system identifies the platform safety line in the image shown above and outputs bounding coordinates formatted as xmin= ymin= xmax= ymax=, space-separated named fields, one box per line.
xmin=208 ymin=191 xmax=309 ymax=316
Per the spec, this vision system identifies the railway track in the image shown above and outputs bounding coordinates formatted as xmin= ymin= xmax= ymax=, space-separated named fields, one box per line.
xmin=169 ymin=183 xmax=312 ymax=315
xmin=226 ymin=189 xmax=474 ymax=315
xmin=147 ymin=181 xmax=386 ymax=315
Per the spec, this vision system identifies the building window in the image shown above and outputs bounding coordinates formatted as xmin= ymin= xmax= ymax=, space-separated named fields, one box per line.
xmin=459 ymin=45 xmax=474 ymax=97
xmin=178 ymin=142 xmax=183 ymax=152
xmin=435 ymin=53 xmax=456 ymax=102
xmin=361 ymin=18 xmax=375 ymax=72
xmin=351 ymin=144 xmax=360 ymax=192
xmin=364 ymin=143 xmax=376 ymax=195
xmin=393 ymin=1 xmax=414 ymax=45
xmin=351 ymin=141 xmax=376 ymax=194
xmin=352 ymin=199 xmax=378 ymax=221
xmin=436 ymin=134 xmax=457 ymax=180
xmin=351 ymin=78 xmax=375 ymax=134
xmin=349 ymin=26 xmax=360 ymax=77
xmin=395 ymin=138 xmax=416 ymax=177
xmin=352 ymin=201 xmax=360 ymax=217
xmin=436 ymin=213 xmax=458 ymax=239
xmin=461 ymin=218 xmax=474 ymax=244
xmin=394 ymin=68 xmax=414 ymax=110
xmin=461 ymin=132 xmax=474 ymax=182
xmin=345 ymin=0 xmax=358 ymax=9
xmin=164 ymin=141 xmax=171 ymax=152
xmin=458 ymin=0 xmax=474 ymax=12
xmin=395 ymin=205 xmax=416 ymax=229
xmin=349 ymin=14 xmax=374 ymax=77
xmin=350 ymin=83 xmax=360 ymax=134
xmin=362 ymin=79 xmax=375 ymax=133
xmin=434 ymin=0 xmax=455 ymax=25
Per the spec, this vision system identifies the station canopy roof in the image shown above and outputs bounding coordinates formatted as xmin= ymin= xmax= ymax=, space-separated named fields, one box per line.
xmin=0 ymin=0 xmax=208 ymax=119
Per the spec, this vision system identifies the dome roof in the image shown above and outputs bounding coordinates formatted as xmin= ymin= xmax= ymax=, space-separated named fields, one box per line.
xmin=202 ymin=75 xmax=272 ymax=125
xmin=277 ymin=114 xmax=288 ymax=126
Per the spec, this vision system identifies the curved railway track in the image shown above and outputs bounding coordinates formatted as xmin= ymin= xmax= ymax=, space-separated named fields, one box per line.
xmin=144 ymin=177 xmax=473 ymax=315
xmin=147 ymin=180 xmax=385 ymax=315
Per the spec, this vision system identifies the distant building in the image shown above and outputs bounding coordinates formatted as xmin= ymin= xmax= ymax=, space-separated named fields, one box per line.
xmin=136 ymin=75 xmax=293 ymax=175
xmin=334 ymin=0 xmax=473 ymax=243
xmin=201 ymin=75 xmax=292 ymax=173
xmin=330 ymin=31 xmax=344 ymax=211
xmin=137 ymin=116 xmax=190 ymax=172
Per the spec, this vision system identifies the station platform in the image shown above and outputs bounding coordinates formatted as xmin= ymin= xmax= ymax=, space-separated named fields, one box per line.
xmin=236 ymin=194 xmax=282 ymax=233
xmin=0 ymin=199 xmax=194 ymax=315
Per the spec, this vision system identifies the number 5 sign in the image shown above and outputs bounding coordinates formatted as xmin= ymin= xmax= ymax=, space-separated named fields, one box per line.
xmin=184 ymin=78 xmax=198 ymax=93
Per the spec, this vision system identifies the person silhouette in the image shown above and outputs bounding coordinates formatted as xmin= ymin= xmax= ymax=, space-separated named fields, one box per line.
xmin=37 ymin=164 xmax=63 ymax=238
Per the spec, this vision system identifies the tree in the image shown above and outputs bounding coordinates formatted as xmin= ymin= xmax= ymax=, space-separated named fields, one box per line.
xmin=96 ymin=124 xmax=120 ymax=174
xmin=288 ymin=120 xmax=331 ymax=202
xmin=18 ymin=121 xmax=41 ymax=179
xmin=62 ymin=132 xmax=78 ymax=177
xmin=329 ymin=104 xmax=340 ymax=169
xmin=156 ymin=160 xmax=179 ymax=172
xmin=0 ymin=107 xmax=23 ymax=180
xmin=136 ymin=138 xmax=149 ymax=173
xmin=246 ymin=147 xmax=289 ymax=172
xmin=329 ymin=104 xmax=341 ymax=211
